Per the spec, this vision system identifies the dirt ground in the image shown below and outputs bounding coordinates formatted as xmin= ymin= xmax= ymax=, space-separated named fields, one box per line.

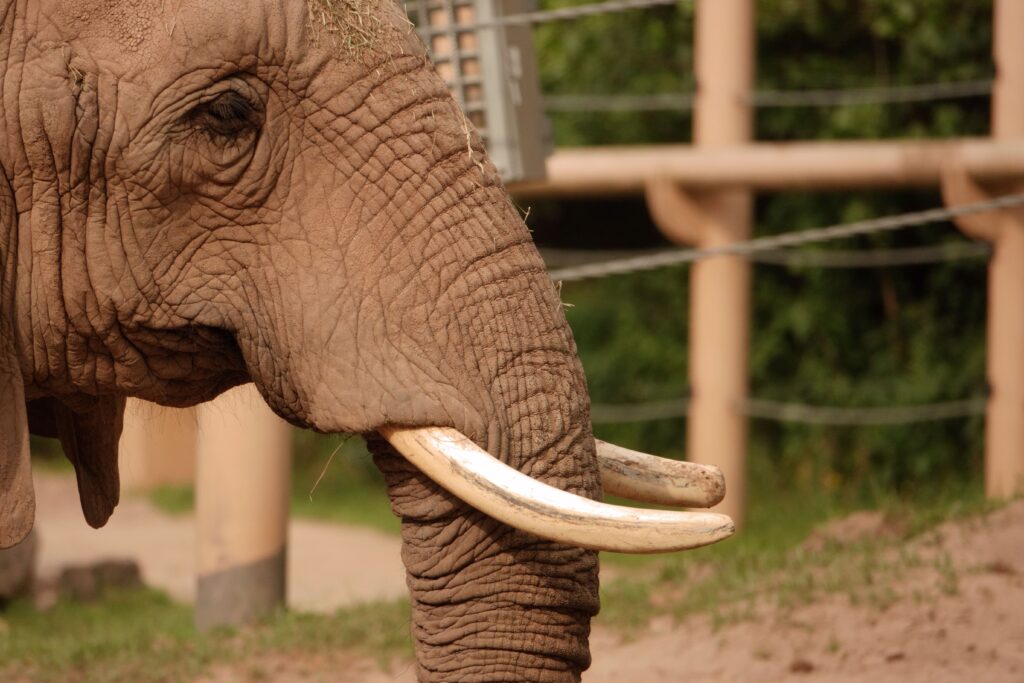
xmin=582 ymin=502 xmax=1024 ymax=683
xmin=33 ymin=472 xmax=407 ymax=612
xmin=33 ymin=473 xmax=1024 ymax=682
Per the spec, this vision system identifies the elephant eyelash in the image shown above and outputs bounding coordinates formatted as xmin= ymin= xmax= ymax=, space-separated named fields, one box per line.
xmin=187 ymin=90 xmax=263 ymax=141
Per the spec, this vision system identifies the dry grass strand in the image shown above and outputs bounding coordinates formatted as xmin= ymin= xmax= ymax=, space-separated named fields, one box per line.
xmin=307 ymin=0 xmax=390 ymax=55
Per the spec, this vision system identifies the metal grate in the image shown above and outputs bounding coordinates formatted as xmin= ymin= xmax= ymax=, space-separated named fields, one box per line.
xmin=407 ymin=0 xmax=549 ymax=182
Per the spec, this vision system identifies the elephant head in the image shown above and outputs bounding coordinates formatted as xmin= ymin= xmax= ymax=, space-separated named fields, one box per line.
xmin=0 ymin=1 xmax=731 ymax=679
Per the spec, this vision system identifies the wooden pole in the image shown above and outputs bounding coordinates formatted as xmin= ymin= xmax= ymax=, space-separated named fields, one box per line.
xmin=984 ymin=218 xmax=1024 ymax=498
xmin=643 ymin=0 xmax=755 ymax=525
xmin=983 ymin=0 xmax=1024 ymax=498
xmin=195 ymin=384 xmax=292 ymax=630
xmin=685 ymin=0 xmax=754 ymax=526
xmin=118 ymin=401 xmax=197 ymax=492
xmin=942 ymin=0 xmax=1024 ymax=499
xmin=509 ymin=138 xmax=1024 ymax=198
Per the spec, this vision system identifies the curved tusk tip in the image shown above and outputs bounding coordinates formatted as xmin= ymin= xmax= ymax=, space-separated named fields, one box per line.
xmin=594 ymin=440 xmax=730 ymax=508
xmin=717 ymin=517 xmax=737 ymax=540
xmin=704 ymin=513 xmax=736 ymax=540
xmin=698 ymin=466 xmax=727 ymax=506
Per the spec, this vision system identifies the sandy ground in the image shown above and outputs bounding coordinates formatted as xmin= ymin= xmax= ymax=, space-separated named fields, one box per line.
xmin=31 ymin=472 xmax=1024 ymax=682
xmin=584 ymin=502 xmax=1024 ymax=683
xmin=33 ymin=472 xmax=407 ymax=611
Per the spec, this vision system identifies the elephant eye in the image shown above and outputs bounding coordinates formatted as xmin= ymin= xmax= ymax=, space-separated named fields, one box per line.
xmin=189 ymin=89 xmax=263 ymax=141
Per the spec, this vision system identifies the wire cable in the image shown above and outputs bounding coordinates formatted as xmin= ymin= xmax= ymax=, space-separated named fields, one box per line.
xmin=544 ymin=92 xmax=697 ymax=112
xmin=748 ymin=242 xmax=991 ymax=268
xmin=752 ymin=79 xmax=994 ymax=108
xmin=542 ymin=242 xmax=991 ymax=270
xmin=548 ymin=192 xmax=1024 ymax=283
xmin=590 ymin=397 xmax=987 ymax=425
xmin=744 ymin=397 xmax=988 ymax=425
xmin=591 ymin=399 xmax=688 ymax=424
xmin=415 ymin=0 xmax=681 ymax=35
xmin=545 ymin=79 xmax=993 ymax=112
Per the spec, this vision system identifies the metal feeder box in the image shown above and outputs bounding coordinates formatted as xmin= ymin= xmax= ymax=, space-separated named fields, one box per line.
xmin=408 ymin=0 xmax=550 ymax=183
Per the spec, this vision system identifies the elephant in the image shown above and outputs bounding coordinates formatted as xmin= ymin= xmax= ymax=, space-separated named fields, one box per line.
xmin=0 ymin=1 xmax=733 ymax=680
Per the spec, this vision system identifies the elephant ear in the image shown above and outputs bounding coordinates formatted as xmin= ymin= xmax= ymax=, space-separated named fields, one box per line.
xmin=0 ymin=173 xmax=34 ymax=549
xmin=0 ymin=334 xmax=35 ymax=549
xmin=45 ymin=396 xmax=126 ymax=529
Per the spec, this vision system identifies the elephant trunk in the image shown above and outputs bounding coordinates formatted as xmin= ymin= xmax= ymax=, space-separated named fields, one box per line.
xmin=338 ymin=230 xmax=598 ymax=680
xmin=368 ymin=348 xmax=601 ymax=681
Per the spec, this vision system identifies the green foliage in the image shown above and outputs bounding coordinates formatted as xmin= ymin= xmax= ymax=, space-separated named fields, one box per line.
xmin=562 ymin=270 xmax=689 ymax=457
xmin=756 ymin=0 xmax=992 ymax=141
xmin=535 ymin=0 xmax=995 ymax=494
xmin=148 ymin=485 xmax=195 ymax=515
xmin=290 ymin=433 xmax=399 ymax=534
xmin=535 ymin=1 xmax=694 ymax=145
xmin=149 ymin=433 xmax=400 ymax=534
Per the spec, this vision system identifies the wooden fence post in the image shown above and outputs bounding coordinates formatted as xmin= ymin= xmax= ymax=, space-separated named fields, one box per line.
xmin=940 ymin=0 xmax=1024 ymax=499
xmin=645 ymin=0 xmax=754 ymax=525
xmin=195 ymin=384 xmax=293 ymax=629
xmin=118 ymin=401 xmax=197 ymax=492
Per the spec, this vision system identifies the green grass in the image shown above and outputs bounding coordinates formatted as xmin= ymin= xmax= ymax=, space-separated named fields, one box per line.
xmin=289 ymin=433 xmax=398 ymax=533
xmin=149 ymin=480 xmax=399 ymax=535
xmin=148 ymin=486 xmax=195 ymax=516
xmin=289 ymin=446 xmax=399 ymax=534
xmin=29 ymin=437 xmax=72 ymax=473
xmin=147 ymin=433 xmax=401 ymax=535
xmin=5 ymin=459 xmax=1004 ymax=681
xmin=0 ymin=589 xmax=412 ymax=683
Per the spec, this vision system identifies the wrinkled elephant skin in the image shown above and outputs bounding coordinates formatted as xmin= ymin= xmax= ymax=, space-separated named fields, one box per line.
xmin=0 ymin=1 xmax=600 ymax=680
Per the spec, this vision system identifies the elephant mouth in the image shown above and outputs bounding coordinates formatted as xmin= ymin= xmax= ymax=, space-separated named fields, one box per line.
xmin=379 ymin=426 xmax=735 ymax=554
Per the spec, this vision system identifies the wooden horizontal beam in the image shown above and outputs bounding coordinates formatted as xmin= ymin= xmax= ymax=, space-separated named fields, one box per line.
xmin=508 ymin=138 xmax=1024 ymax=198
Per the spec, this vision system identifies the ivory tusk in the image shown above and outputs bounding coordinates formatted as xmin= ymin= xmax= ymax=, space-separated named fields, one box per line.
xmin=379 ymin=426 xmax=735 ymax=554
xmin=596 ymin=441 xmax=726 ymax=508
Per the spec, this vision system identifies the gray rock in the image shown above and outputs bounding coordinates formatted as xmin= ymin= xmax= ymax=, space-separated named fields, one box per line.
xmin=0 ymin=529 xmax=37 ymax=603
xmin=58 ymin=559 xmax=142 ymax=602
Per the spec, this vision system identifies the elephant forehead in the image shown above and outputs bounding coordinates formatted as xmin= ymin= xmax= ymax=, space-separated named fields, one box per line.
xmin=52 ymin=0 xmax=297 ymax=70
xmin=57 ymin=1 xmax=158 ymax=47
xmin=52 ymin=0 xmax=420 ymax=68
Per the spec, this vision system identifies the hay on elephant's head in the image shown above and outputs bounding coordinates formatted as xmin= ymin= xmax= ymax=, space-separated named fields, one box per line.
xmin=307 ymin=0 xmax=392 ymax=55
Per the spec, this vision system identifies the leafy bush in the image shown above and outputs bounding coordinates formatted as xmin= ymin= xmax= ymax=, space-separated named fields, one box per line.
xmin=533 ymin=0 xmax=993 ymax=495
